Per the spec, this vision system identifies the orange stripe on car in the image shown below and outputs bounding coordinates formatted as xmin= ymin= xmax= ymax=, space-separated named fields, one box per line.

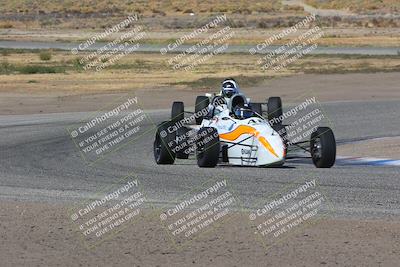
xmin=219 ymin=125 xmax=279 ymax=158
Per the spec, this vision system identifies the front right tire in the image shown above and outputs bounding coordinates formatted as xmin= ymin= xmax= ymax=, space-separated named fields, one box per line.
xmin=310 ymin=127 xmax=336 ymax=168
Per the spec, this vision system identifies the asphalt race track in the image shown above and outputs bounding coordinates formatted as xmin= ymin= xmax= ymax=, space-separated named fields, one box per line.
xmin=1 ymin=99 xmax=399 ymax=219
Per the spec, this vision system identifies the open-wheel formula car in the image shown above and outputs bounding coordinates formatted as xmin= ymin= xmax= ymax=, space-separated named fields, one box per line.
xmin=153 ymin=79 xmax=336 ymax=168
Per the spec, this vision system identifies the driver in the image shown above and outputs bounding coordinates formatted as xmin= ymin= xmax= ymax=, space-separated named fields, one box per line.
xmin=233 ymin=104 xmax=254 ymax=120
xmin=221 ymin=79 xmax=239 ymax=98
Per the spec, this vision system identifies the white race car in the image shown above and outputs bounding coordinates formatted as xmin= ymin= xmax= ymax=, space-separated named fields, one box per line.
xmin=153 ymin=79 xmax=336 ymax=168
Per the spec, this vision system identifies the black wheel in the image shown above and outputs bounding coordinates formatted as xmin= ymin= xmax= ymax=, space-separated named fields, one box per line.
xmin=310 ymin=127 xmax=336 ymax=168
xmin=196 ymin=127 xmax=220 ymax=167
xmin=153 ymin=121 xmax=176 ymax=164
xmin=171 ymin=101 xmax=184 ymax=122
xmin=195 ymin=96 xmax=209 ymax=125
xmin=176 ymin=127 xmax=191 ymax=159
xmin=267 ymin=97 xmax=283 ymax=124
xmin=251 ymin=103 xmax=263 ymax=116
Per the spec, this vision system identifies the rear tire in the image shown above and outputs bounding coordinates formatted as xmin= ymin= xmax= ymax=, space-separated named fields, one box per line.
xmin=195 ymin=96 xmax=209 ymax=125
xmin=267 ymin=97 xmax=283 ymax=125
xmin=251 ymin=103 xmax=263 ymax=116
xmin=310 ymin=127 xmax=336 ymax=168
xmin=153 ymin=121 xmax=176 ymax=164
xmin=171 ymin=102 xmax=184 ymax=122
xmin=196 ymin=128 xmax=220 ymax=167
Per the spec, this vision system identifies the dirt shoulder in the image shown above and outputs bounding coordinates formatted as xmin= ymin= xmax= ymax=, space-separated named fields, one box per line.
xmin=0 ymin=200 xmax=399 ymax=266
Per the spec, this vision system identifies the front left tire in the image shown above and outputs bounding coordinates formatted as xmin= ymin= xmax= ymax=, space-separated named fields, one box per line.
xmin=154 ymin=121 xmax=176 ymax=164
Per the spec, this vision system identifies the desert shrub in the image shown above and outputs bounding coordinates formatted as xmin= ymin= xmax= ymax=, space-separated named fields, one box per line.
xmin=0 ymin=22 xmax=13 ymax=29
xmin=1 ymin=49 xmax=10 ymax=56
xmin=18 ymin=65 xmax=64 ymax=74
xmin=0 ymin=60 xmax=14 ymax=74
xmin=39 ymin=51 xmax=52 ymax=61
xmin=183 ymin=9 xmax=194 ymax=13
xmin=69 ymin=57 xmax=85 ymax=71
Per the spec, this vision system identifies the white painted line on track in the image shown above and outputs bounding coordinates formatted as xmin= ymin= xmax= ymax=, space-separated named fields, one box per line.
xmin=337 ymin=156 xmax=400 ymax=166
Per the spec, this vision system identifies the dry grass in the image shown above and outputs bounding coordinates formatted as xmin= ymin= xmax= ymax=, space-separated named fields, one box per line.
xmin=2 ymin=26 xmax=400 ymax=47
xmin=305 ymin=0 xmax=400 ymax=13
xmin=0 ymin=50 xmax=399 ymax=94
xmin=1 ymin=0 xmax=399 ymax=32
xmin=317 ymin=35 xmax=400 ymax=47
xmin=3 ymin=0 xmax=400 ymax=15
xmin=0 ymin=0 xmax=281 ymax=15
xmin=0 ymin=0 xmax=286 ymax=31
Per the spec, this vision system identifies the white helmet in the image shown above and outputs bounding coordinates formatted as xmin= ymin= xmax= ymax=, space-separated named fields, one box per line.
xmin=221 ymin=79 xmax=239 ymax=98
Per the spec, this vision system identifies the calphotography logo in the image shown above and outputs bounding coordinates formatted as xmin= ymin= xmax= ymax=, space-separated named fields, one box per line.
xmin=70 ymin=14 xmax=145 ymax=71
xmin=69 ymin=175 xmax=147 ymax=248
xmin=66 ymin=94 xmax=154 ymax=164
xmin=158 ymin=178 xmax=238 ymax=250
xmin=157 ymin=96 xmax=226 ymax=157
xmin=271 ymin=93 xmax=334 ymax=150
xmin=160 ymin=15 xmax=227 ymax=54
xmin=160 ymin=15 xmax=235 ymax=71
xmin=249 ymin=178 xmax=334 ymax=250
xmin=249 ymin=14 xmax=325 ymax=72
xmin=71 ymin=14 xmax=139 ymax=54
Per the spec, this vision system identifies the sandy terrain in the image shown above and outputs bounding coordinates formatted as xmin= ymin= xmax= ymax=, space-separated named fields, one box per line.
xmin=0 ymin=200 xmax=399 ymax=267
